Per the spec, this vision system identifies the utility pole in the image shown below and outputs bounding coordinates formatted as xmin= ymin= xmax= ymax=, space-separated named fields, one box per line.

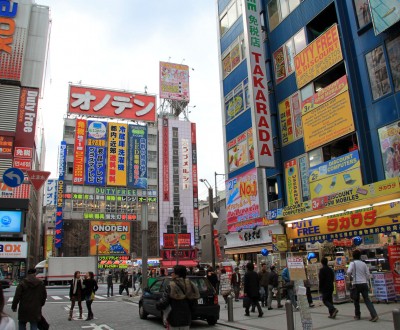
xmin=141 ymin=202 xmax=148 ymax=290
xmin=200 ymin=179 xmax=216 ymax=269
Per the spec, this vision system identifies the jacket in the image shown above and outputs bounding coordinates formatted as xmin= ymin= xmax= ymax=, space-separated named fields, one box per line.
xmin=244 ymin=270 xmax=260 ymax=299
xmin=319 ymin=265 xmax=334 ymax=293
xmin=107 ymin=274 xmax=113 ymax=285
xmin=157 ymin=277 xmax=200 ymax=327
xmin=258 ymin=270 xmax=269 ymax=286
xmin=83 ymin=278 xmax=98 ymax=298
xmin=69 ymin=278 xmax=84 ymax=299
xmin=268 ymin=270 xmax=279 ymax=287
xmin=12 ymin=274 xmax=47 ymax=322
xmin=231 ymin=272 xmax=241 ymax=286
xmin=281 ymin=267 xmax=290 ymax=283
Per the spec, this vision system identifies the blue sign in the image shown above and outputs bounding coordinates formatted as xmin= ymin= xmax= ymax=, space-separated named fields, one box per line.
xmin=85 ymin=121 xmax=107 ymax=186
xmin=2 ymin=168 xmax=24 ymax=188
xmin=127 ymin=124 xmax=148 ymax=189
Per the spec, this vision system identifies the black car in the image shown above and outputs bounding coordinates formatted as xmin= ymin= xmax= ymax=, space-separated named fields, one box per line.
xmin=139 ymin=275 xmax=220 ymax=326
xmin=1 ymin=279 xmax=11 ymax=289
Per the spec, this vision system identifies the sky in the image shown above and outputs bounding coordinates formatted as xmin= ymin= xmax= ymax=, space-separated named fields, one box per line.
xmin=36 ymin=0 xmax=225 ymax=200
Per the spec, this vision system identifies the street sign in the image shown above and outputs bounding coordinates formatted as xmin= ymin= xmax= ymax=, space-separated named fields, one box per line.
xmin=2 ymin=167 xmax=25 ymax=188
xmin=26 ymin=170 xmax=51 ymax=191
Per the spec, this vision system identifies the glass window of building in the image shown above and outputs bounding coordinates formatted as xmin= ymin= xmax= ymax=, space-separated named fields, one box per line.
xmin=148 ymin=168 xmax=157 ymax=180
xmin=268 ymin=0 xmax=301 ymax=30
xmin=308 ymin=148 xmax=323 ymax=168
xmin=268 ymin=0 xmax=280 ymax=30
xmin=64 ymin=126 xmax=75 ymax=138
xmin=279 ymin=0 xmax=289 ymax=19
xmin=219 ymin=0 xmax=240 ymax=37
xmin=365 ymin=46 xmax=391 ymax=100
xmin=147 ymin=134 xmax=157 ymax=145
xmin=148 ymin=150 xmax=157 ymax=162
xmin=386 ymin=35 xmax=400 ymax=92
xmin=300 ymin=83 xmax=314 ymax=102
xmin=293 ymin=29 xmax=306 ymax=54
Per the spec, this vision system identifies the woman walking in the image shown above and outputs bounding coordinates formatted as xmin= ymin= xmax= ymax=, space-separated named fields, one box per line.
xmin=83 ymin=271 xmax=98 ymax=320
xmin=68 ymin=271 xmax=84 ymax=320
xmin=219 ymin=268 xmax=231 ymax=307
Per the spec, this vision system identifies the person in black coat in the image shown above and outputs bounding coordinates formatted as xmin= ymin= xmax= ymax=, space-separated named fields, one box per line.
xmin=319 ymin=257 xmax=338 ymax=318
xmin=243 ymin=262 xmax=263 ymax=317
xmin=206 ymin=267 xmax=219 ymax=292
xmin=83 ymin=271 xmax=98 ymax=321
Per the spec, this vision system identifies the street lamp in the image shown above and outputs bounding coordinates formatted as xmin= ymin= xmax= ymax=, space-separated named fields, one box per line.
xmin=200 ymin=178 xmax=216 ymax=269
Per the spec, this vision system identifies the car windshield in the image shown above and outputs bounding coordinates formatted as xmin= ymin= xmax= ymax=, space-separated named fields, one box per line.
xmin=161 ymin=277 xmax=213 ymax=293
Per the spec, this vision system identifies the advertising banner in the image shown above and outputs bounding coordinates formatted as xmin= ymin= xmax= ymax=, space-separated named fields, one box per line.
xmin=45 ymin=234 xmax=53 ymax=258
xmin=162 ymin=118 xmax=169 ymax=201
xmin=159 ymin=62 xmax=190 ymax=101
xmin=55 ymin=141 xmax=66 ymax=248
xmin=0 ymin=242 xmax=27 ymax=259
xmin=192 ymin=123 xmax=199 ymax=244
xmin=378 ymin=120 xmax=400 ymax=179
xmin=298 ymin=155 xmax=310 ymax=202
xmin=273 ymin=46 xmax=287 ymax=84
xmin=301 ymin=75 xmax=348 ymax=115
xmin=286 ymin=202 xmax=400 ymax=243
xmin=68 ymin=85 xmax=156 ymax=122
xmin=98 ymin=255 xmax=131 ymax=269
xmin=225 ymin=85 xmax=244 ymax=124
xmin=287 ymin=257 xmax=306 ymax=280
xmin=85 ymin=120 xmax=107 ymax=186
xmin=90 ymin=221 xmax=130 ymax=255
xmin=127 ymin=124 xmax=147 ymax=189
xmin=45 ymin=179 xmax=57 ymax=206
xmin=387 ymin=245 xmax=400 ymax=295
xmin=369 ymin=0 xmax=400 ymax=35
xmin=272 ymin=234 xmax=288 ymax=252
xmin=226 ymin=168 xmax=261 ymax=231
xmin=279 ymin=97 xmax=294 ymax=145
xmin=163 ymin=233 xmax=191 ymax=249
xmin=294 ymin=24 xmax=343 ymax=89
xmin=72 ymin=119 xmax=86 ymax=184
xmin=182 ymin=139 xmax=190 ymax=189
xmin=243 ymin=0 xmax=274 ymax=168
xmin=14 ymin=147 xmax=32 ymax=159
xmin=15 ymin=88 xmax=39 ymax=150
xmin=161 ymin=249 xmax=197 ymax=261
xmin=0 ymin=182 xmax=30 ymax=199
xmin=227 ymin=128 xmax=254 ymax=173
xmin=285 ymin=159 xmax=301 ymax=206
xmin=107 ymin=122 xmax=127 ymax=186
xmin=0 ymin=136 xmax=13 ymax=157
xmin=302 ymin=90 xmax=355 ymax=151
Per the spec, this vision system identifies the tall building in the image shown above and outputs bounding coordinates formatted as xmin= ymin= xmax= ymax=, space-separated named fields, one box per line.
xmin=0 ymin=0 xmax=50 ymax=275
xmin=216 ymin=0 xmax=400 ymax=262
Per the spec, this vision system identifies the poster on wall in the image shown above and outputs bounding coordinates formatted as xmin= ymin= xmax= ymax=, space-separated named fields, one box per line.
xmin=365 ymin=46 xmax=391 ymax=100
xmin=225 ymin=84 xmax=244 ymax=123
xmin=159 ymin=62 xmax=190 ymax=101
xmin=368 ymin=0 xmax=400 ymax=35
xmin=90 ymin=221 xmax=130 ymax=255
xmin=227 ymin=128 xmax=254 ymax=173
xmin=387 ymin=35 xmax=400 ymax=92
xmin=378 ymin=120 xmax=400 ymax=178
xmin=273 ymin=46 xmax=287 ymax=84
xmin=353 ymin=0 xmax=372 ymax=28
xmin=388 ymin=245 xmax=400 ymax=295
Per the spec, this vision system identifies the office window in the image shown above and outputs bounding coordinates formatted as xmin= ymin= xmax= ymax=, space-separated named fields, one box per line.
xmin=365 ymin=46 xmax=391 ymax=100
xmin=219 ymin=1 xmax=241 ymax=37
xmin=148 ymin=150 xmax=157 ymax=162
xmin=64 ymin=126 xmax=75 ymax=138
xmin=268 ymin=0 xmax=301 ymax=31
xmin=222 ymin=34 xmax=245 ymax=79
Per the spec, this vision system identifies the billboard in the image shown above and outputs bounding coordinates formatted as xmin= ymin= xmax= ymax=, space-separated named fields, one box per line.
xmin=85 ymin=120 xmax=107 ymax=186
xmin=127 ymin=124 xmax=148 ymax=189
xmin=369 ymin=0 xmax=400 ymax=35
xmin=68 ymin=85 xmax=156 ymax=122
xmin=226 ymin=168 xmax=261 ymax=231
xmin=45 ymin=179 xmax=57 ymax=206
xmin=227 ymin=128 xmax=254 ymax=173
xmin=159 ymin=62 xmax=190 ymax=101
xmin=294 ymin=24 xmax=343 ymax=89
xmin=378 ymin=120 xmax=400 ymax=179
xmin=0 ymin=210 xmax=23 ymax=234
xmin=106 ymin=123 xmax=127 ymax=186
xmin=162 ymin=118 xmax=169 ymax=201
xmin=0 ymin=242 xmax=27 ymax=259
xmin=55 ymin=141 xmax=66 ymax=248
xmin=243 ymin=0 xmax=275 ymax=168
xmin=72 ymin=119 xmax=86 ymax=184
xmin=285 ymin=159 xmax=301 ymax=206
xmin=192 ymin=123 xmax=199 ymax=243
xmin=302 ymin=90 xmax=355 ymax=151
xmin=163 ymin=233 xmax=191 ymax=248
xmin=90 ymin=221 xmax=130 ymax=255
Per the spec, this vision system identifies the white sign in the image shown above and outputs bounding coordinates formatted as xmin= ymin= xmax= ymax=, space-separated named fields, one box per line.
xmin=0 ymin=242 xmax=28 ymax=258
xmin=45 ymin=179 xmax=57 ymax=206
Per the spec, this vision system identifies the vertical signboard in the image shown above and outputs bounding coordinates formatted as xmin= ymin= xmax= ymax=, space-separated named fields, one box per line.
xmin=388 ymin=245 xmax=400 ymax=296
xmin=285 ymin=159 xmax=301 ymax=206
xmin=191 ymin=123 xmax=199 ymax=244
xmin=243 ymin=0 xmax=274 ymax=168
xmin=55 ymin=141 xmax=66 ymax=249
xmin=182 ymin=139 xmax=190 ymax=189
xmin=45 ymin=179 xmax=57 ymax=206
xmin=127 ymin=124 xmax=148 ymax=189
xmin=107 ymin=123 xmax=127 ymax=186
xmin=162 ymin=118 xmax=169 ymax=201
xmin=85 ymin=121 xmax=107 ymax=186
xmin=159 ymin=62 xmax=190 ymax=101
xmin=72 ymin=119 xmax=86 ymax=184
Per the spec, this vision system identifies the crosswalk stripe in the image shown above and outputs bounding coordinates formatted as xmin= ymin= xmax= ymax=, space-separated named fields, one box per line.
xmin=51 ymin=296 xmax=63 ymax=300
xmin=7 ymin=297 xmax=12 ymax=303
xmin=65 ymin=296 xmax=70 ymax=299
xmin=94 ymin=295 xmax=106 ymax=300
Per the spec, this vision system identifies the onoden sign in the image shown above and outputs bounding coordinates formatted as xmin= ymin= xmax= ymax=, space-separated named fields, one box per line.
xmin=295 ymin=24 xmax=343 ymax=89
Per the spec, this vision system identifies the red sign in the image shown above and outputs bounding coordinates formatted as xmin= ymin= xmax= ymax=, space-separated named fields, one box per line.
xmin=388 ymin=245 xmax=400 ymax=296
xmin=163 ymin=233 xmax=191 ymax=249
xmin=68 ymin=85 xmax=156 ymax=122
xmin=26 ymin=170 xmax=51 ymax=191
xmin=161 ymin=248 xmax=197 ymax=261
xmin=73 ymin=119 xmax=86 ymax=184
xmin=15 ymin=88 xmax=39 ymax=149
xmin=0 ymin=183 xmax=30 ymax=199
xmin=14 ymin=147 xmax=33 ymax=159
xmin=13 ymin=158 xmax=32 ymax=171
xmin=0 ymin=136 xmax=13 ymax=157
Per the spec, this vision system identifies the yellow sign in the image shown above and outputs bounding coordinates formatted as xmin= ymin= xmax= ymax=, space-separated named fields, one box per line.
xmin=295 ymin=24 xmax=343 ymax=89
xmin=90 ymin=221 xmax=130 ymax=255
xmin=272 ymin=234 xmax=288 ymax=251
xmin=282 ymin=201 xmax=312 ymax=217
xmin=279 ymin=97 xmax=294 ymax=145
xmin=285 ymin=159 xmax=301 ymax=206
xmin=107 ymin=123 xmax=127 ymax=186
xmin=302 ymin=90 xmax=355 ymax=151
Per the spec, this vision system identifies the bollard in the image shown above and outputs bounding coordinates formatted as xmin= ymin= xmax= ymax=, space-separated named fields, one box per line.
xmin=285 ymin=301 xmax=294 ymax=330
xmin=394 ymin=309 xmax=400 ymax=330
xmin=227 ymin=294 xmax=234 ymax=322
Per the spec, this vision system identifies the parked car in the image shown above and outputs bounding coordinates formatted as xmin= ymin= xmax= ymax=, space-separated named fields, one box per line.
xmin=139 ymin=275 xmax=220 ymax=326
xmin=0 ymin=279 xmax=11 ymax=289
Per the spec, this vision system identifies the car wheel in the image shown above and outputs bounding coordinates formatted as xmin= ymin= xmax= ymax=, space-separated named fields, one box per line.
xmin=139 ymin=303 xmax=148 ymax=320
xmin=207 ymin=317 xmax=217 ymax=325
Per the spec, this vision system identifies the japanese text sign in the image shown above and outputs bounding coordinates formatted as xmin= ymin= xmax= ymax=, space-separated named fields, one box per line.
xmin=107 ymin=123 xmax=127 ymax=186
xmin=90 ymin=221 xmax=130 ymax=255
xmin=73 ymin=119 xmax=86 ymax=184
xmin=127 ymin=124 xmax=148 ymax=189
xmin=85 ymin=120 xmax=107 ymax=186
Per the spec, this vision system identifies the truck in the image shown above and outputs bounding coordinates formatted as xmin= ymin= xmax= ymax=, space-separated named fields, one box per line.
xmin=35 ymin=257 xmax=97 ymax=285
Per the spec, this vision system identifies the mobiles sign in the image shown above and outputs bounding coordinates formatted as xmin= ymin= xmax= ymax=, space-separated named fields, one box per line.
xmin=0 ymin=0 xmax=18 ymax=54
xmin=242 ymin=0 xmax=275 ymax=168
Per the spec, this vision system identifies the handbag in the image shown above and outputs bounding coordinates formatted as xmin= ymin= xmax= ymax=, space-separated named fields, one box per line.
xmin=243 ymin=296 xmax=251 ymax=308
xmin=37 ymin=315 xmax=49 ymax=330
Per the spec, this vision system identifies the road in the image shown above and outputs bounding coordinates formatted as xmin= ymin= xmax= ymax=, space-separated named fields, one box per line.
xmin=3 ymin=283 xmax=227 ymax=330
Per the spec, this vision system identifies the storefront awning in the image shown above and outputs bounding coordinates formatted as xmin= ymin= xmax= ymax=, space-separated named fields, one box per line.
xmin=225 ymin=244 xmax=272 ymax=255
xmin=160 ymin=260 xmax=198 ymax=268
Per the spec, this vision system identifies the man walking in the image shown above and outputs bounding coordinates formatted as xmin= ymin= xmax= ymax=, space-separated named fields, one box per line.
xmin=231 ymin=267 xmax=241 ymax=301
xmin=258 ymin=263 xmax=269 ymax=307
xmin=267 ymin=265 xmax=283 ymax=310
xmin=107 ymin=271 xmax=113 ymax=297
xmin=243 ymin=262 xmax=263 ymax=317
xmin=12 ymin=268 xmax=47 ymax=330
xmin=319 ymin=257 xmax=338 ymax=318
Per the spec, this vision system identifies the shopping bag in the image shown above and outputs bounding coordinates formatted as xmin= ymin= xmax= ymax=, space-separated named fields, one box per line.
xmin=37 ymin=315 xmax=49 ymax=330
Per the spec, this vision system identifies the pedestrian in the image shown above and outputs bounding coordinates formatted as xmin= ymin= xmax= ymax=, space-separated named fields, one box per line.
xmin=206 ymin=267 xmax=219 ymax=292
xmin=159 ymin=268 xmax=166 ymax=277
xmin=83 ymin=271 xmax=98 ymax=321
xmin=107 ymin=271 xmax=113 ymax=297
xmin=156 ymin=265 xmax=200 ymax=330
xmin=133 ymin=271 xmax=142 ymax=296
xmin=220 ymin=268 xmax=231 ymax=307
xmin=243 ymin=262 xmax=263 ymax=317
xmin=347 ymin=249 xmax=379 ymax=322
xmin=319 ymin=257 xmax=338 ymax=318
xmin=132 ymin=271 xmax=137 ymax=290
xmin=0 ymin=286 xmax=15 ymax=330
xmin=258 ymin=263 xmax=269 ymax=307
xmin=215 ymin=265 xmax=221 ymax=294
xmin=304 ymin=268 xmax=315 ymax=307
xmin=68 ymin=270 xmax=84 ymax=320
xmin=115 ymin=271 xmax=119 ymax=283
xmin=121 ymin=273 xmax=129 ymax=295
xmin=282 ymin=266 xmax=298 ymax=310
xmin=267 ymin=265 xmax=283 ymax=310
xmin=231 ymin=267 xmax=241 ymax=301
xmin=11 ymin=268 xmax=47 ymax=329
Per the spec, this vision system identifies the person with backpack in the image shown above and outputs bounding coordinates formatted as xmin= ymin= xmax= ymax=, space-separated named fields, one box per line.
xmin=156 ymin=265 xmax=200 ymax=329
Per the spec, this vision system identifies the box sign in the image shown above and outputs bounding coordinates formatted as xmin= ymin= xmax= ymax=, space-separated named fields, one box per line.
xmin=295 ymin=24 xmax=343 ymax=89
xmin=89 ymin=221 xmax=130 ymax=255
xmin=0 ymin=136 xmax=13 ymax=156
xmin=163 ymin=233 xmax=191 ymax=249
xmin=68 ymin=85 xmax=156 ymax=122
xmin=0 ymin=242 xmax=27 ymax=258
xmin=0 ymin=210 xmax=23 ymax=234
xmin=159 ymin=62 xmax=190 ymax=101
xmin=98 ymin=255 xmax=131 ymax=269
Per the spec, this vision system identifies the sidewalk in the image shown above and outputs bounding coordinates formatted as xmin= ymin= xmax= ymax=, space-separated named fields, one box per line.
xmin=124 ymin=294 xmax=398 ymax=329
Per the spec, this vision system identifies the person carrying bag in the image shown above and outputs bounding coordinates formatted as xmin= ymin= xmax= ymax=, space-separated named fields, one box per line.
xmin=83 ymin=271 xmax=98 ymax=321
